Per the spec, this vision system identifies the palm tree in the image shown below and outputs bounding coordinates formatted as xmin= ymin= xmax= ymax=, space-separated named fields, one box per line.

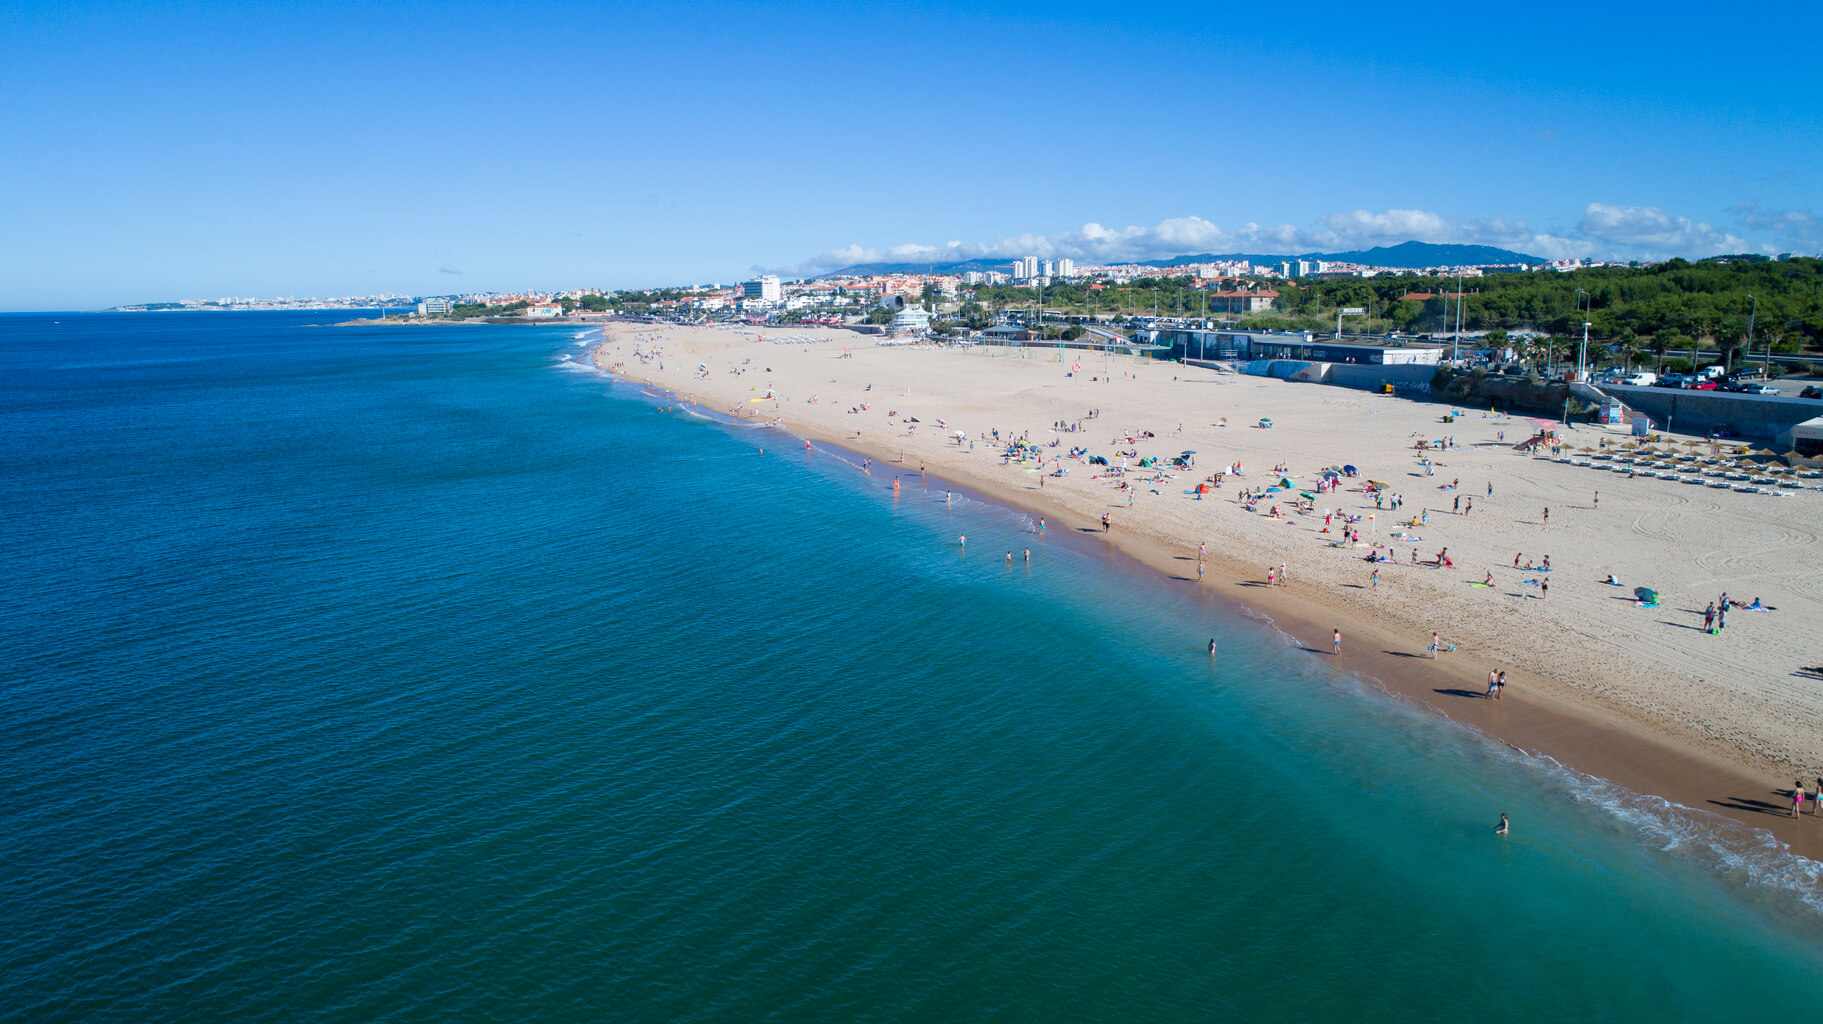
xmin=1648 ymin=333 xmax=1670 ymax=370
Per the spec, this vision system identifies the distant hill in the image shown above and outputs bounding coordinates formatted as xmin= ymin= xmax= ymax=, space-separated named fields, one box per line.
xmin=1318 ymin=241 xmax=1544 ymax=268
xmin=825 ymin=240 xmax=1543 ymax=278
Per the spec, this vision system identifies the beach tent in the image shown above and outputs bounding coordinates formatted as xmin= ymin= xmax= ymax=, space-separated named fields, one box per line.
xmin=1634 ymin=587 xmax=1660 ymax=605
xmin=1087 ymin=455 xmax=1109 ymax=465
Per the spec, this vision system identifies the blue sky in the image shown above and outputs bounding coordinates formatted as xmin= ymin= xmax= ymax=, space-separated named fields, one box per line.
xmin=4 ymin=0 xmax=1820 ymax=308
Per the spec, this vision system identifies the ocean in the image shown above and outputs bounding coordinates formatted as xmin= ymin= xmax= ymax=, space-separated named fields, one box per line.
xmin=3 ymin=311 xmax=1819 ymax=1022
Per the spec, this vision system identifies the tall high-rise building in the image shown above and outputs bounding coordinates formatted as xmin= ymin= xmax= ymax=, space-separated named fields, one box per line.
xmin=1056 ymin=258 xmax=1075 ymax=279
xmin=743 ymin=275 xmax=782 ymax=302
xmin=1010 ymin=261 xmax=1029 ymax=280
xmin=1040 ymin=259 xmax=1055 ymax=278
xmin=1023 ymin=256 xmax=1040 ymax=279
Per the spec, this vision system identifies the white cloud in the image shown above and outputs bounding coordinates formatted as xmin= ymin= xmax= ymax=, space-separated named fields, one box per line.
xmin=1730 ymin=201 xmax=1822 ymax=253
xmin=439 ymin=264 xmax=464 ymax=275
xmin=779 ymin=202 xmax=1791 ymax=276
xmin=1578 ymin=203 xmax=1754 ymax=255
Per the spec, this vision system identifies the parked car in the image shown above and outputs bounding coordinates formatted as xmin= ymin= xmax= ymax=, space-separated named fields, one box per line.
xmin=1800 ymin=386 xmax=1823 ymax=399
xmin=1688 ymin=379 xmax=1718 ymax=390
xmin=1743 ymin=384 xmax=1780 ymax=395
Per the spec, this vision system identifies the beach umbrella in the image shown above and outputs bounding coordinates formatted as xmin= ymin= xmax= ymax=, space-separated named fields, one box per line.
xmin=1299 ymin=491 xmax=1318 ymax=500
xmin=1634 ymin=587 xmax=1659 ymax=604
xmin=1182 ymin=450 xmax=1198 ymax=455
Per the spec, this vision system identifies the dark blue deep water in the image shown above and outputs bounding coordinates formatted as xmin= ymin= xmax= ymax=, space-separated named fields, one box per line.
xmin=3 ymin=312 xmax=1819 ymax=1022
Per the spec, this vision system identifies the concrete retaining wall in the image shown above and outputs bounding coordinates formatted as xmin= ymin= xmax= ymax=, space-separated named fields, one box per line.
xmin=1602 ymin=384 xmax=1823 ymax=442
xmin=1325 ymin=362 xmax=1438 ymax=393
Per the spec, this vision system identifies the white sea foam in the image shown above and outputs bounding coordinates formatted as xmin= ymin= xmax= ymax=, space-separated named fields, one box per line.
xmin=1525 ymin=752 xmax=1823 ymax=917
xmin=1253 ymin=613 xmax=1823 ymax=919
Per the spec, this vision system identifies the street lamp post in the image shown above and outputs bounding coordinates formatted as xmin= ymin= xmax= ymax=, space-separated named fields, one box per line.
xmin=1747 ymin=293 xmax=1760 ymax=373
xmin=1574 ymin=288 xmax=1587 ymax=378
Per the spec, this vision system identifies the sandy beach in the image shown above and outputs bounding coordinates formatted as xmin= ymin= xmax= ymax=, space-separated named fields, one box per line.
xmin=593 ymin=321 xmax=1823 ymax=852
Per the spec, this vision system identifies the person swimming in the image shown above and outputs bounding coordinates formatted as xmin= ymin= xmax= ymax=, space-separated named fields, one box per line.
xmin=1494 ymin=813 xmax=1509 ymax=835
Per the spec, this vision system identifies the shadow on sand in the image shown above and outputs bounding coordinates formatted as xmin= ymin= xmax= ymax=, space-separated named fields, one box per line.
xmin=1708 ymin=795 xmax=1798 ymax=819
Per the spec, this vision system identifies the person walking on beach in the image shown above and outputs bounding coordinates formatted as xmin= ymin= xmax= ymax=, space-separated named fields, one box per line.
xmin=1266 ymin=566 xmax=1276 ymax=587
xmin=1101 ymin=513 xmax=1111 ymax=532
xmin=1540 ymin=579 xmax=1548 ymax=599
xmin=1794 ymin=780 xmax=1807 ymax=818
xmin=1494 ymin=813 xmax=1509 ymax=835
xmin=1703 ymin=603 xmax=1716 ymax=632
xmin=1430 ymin=631 xmax=1441 ymax=658
xmin=1542 ymin=507 xmax=1549 ymax=528
xmin=1197 ymin=560 xmax=1205 ymax=584
xmin=1487 ymin=670 xmax=1500 ymax=699
xmin=1333 ymin=629 xmax=1342 ymax=655
xmin=1464 ymin=498 xmax=1472 ymax=517
xmin=1593 ymin=490 xmax=1599 ymax=510
xmin=1453 ymin=495 xmax=1460 ymax=514
xmin=1371 ymin=568 xmax=1380 ymax=589
xmin=1496 ymin=671 xmax=1506 ymax=698
xmin=1487 ymin=482 xmax=1493 ymax=497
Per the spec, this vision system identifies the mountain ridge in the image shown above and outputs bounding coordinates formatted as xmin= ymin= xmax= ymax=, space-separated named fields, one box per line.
xmin=823 ymin=241 xmax=1545 ymax=278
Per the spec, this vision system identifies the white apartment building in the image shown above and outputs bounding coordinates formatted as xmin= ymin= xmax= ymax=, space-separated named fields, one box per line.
xmin=743 ymin=275 xmax=782 ymax=303
xmin=1055 ymin=258 xmax=1075 ymax=279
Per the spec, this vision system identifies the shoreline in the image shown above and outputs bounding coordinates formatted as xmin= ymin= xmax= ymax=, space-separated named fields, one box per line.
xmin=587 ymin=326 xmax=1823 ymax=860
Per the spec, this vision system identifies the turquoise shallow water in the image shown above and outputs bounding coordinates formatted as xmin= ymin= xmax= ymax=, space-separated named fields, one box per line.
xmin=3 ymin=312 xmax=1820 ymax=1022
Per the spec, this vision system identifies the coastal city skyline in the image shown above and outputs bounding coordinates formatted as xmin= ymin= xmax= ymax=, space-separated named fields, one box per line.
xmin=6 ymin=1 xmax=1820 ymax=310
